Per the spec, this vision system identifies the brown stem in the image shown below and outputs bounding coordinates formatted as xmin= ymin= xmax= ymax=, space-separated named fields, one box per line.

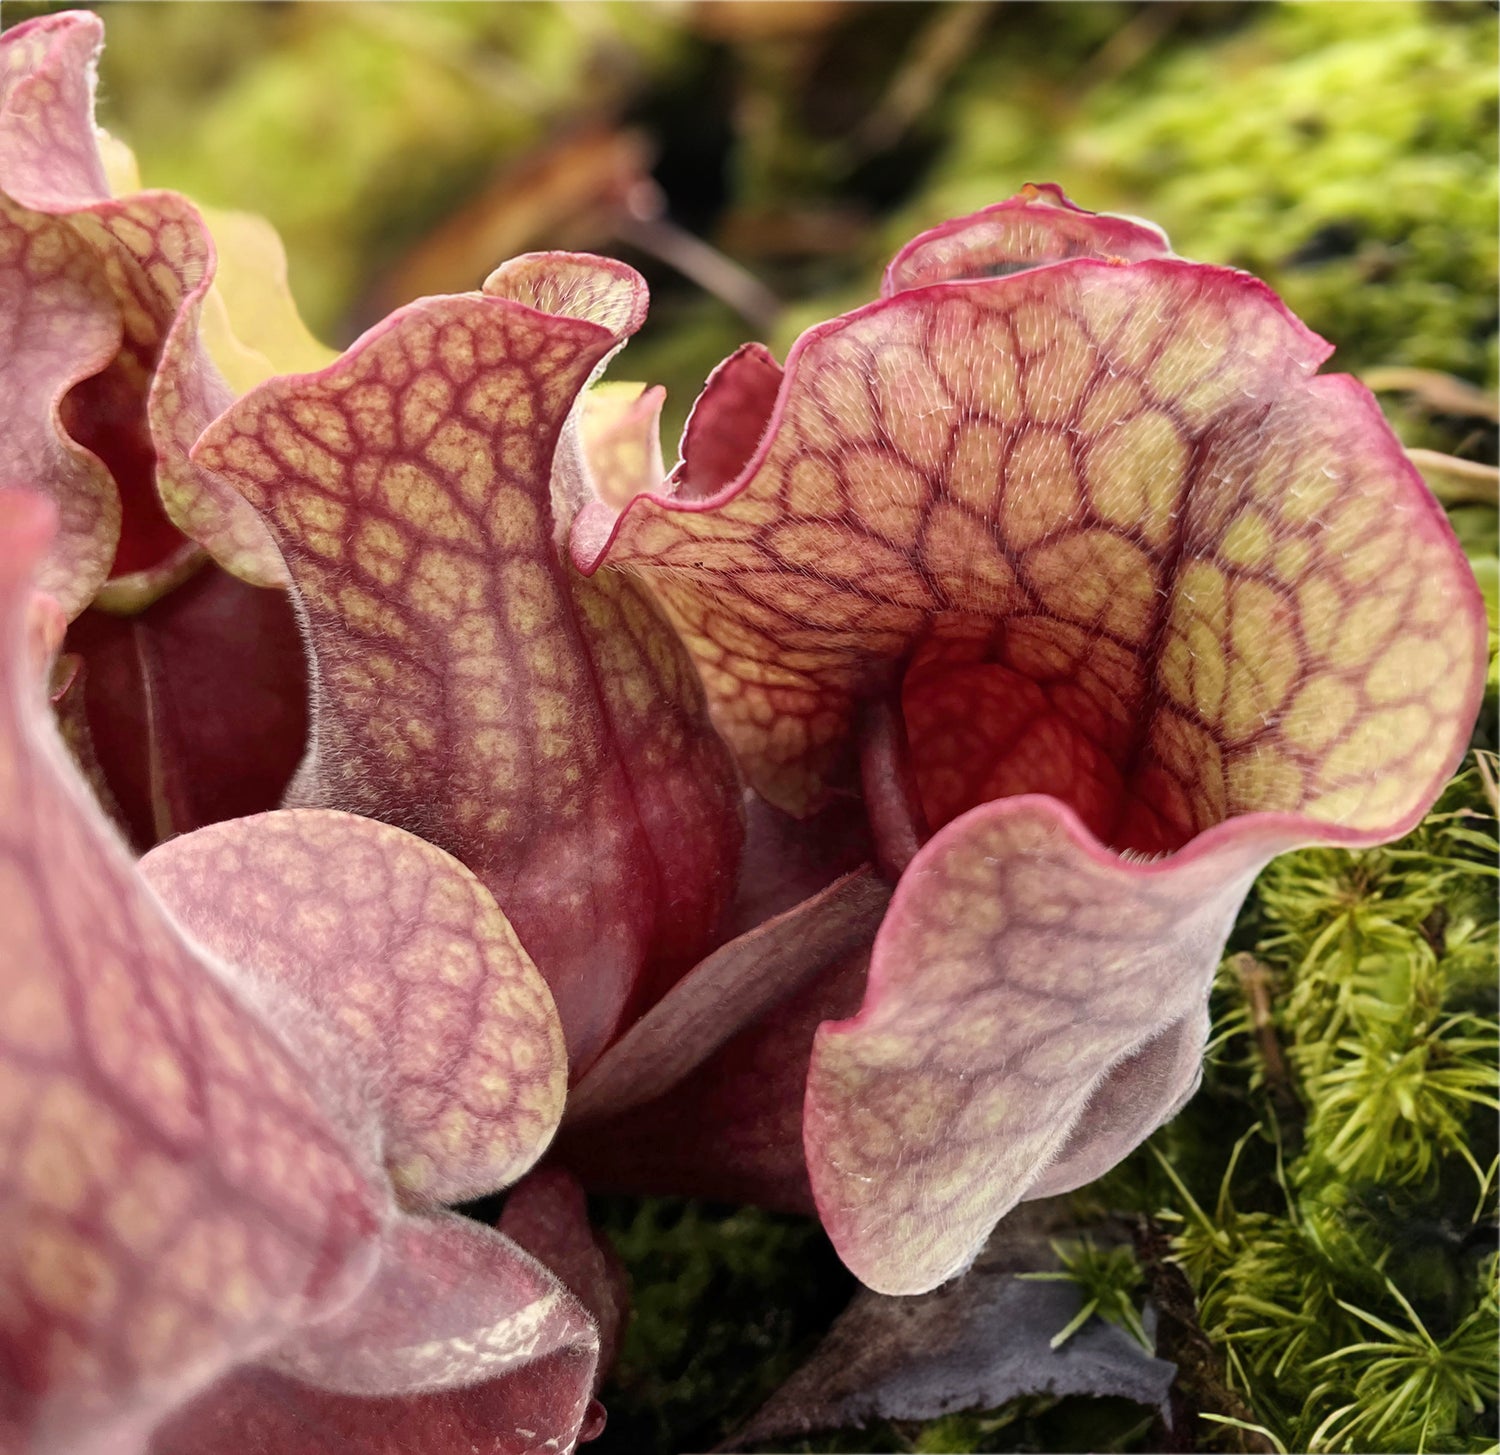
xmin=1230 ymin=953 xmax=1297 ymax=1119
xmin=1473 ymin=750 xmax=1500 ymax=817
xmin=857 ymin=695 xmax=931 ymax=883
xmin=1134 ymin=1218 xmax=1281 ymax=1455
xmin=1076 ymin=0 xmax=1188 ymax=93
xmin=842 ymin=1 xmax=999 ymax=164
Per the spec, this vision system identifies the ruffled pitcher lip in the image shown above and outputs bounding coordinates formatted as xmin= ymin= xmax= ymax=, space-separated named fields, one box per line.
xmin=552 ymin=189 xmax=1489 ymax=1296
xmin=567 ymin=257 xmax=1329 ymax=573
xmin=186 ymin=256 xmax=744 ymax=1076
xmin=802 ymin=768 xmax=1488 ymax=1297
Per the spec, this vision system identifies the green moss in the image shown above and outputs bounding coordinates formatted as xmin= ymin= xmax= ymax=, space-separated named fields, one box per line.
xmin=905 ymin=2 xmax=1498 ymax=392
xmin=1021 ymin=1240 xmax=1153 ymax=1353
xmin=1119 ymin=765 xmax=1500 ymax=1454
xmin=740 ymin=1395 xmax=1159 ymax=1455
xmin=1097 ymin=5 xmax=1495 ymax=383
xmin=594 ymin=1200 xmax=1170 ymax=1454
xmin=590 ymin=1198 xmax=855 ymax=1454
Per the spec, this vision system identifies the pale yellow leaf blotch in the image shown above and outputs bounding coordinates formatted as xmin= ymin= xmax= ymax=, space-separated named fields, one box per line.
xmin=95 ymin=127 xmax=141 ymax=196
xmin=198 ymin=207 xmax=336 ymax=395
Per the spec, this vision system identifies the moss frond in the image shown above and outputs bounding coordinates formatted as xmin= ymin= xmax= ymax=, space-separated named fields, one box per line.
xmin=1020 ymin=1238 xmax=1153 ymax=1352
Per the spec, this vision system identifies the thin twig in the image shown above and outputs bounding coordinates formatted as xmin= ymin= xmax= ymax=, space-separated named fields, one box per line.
xmin=1133 ymin=1218 xmax=1281 ymax=1455
xmin=1405 ymin=448 xmax=1500 ymax=507
xmin=843 ymin=1 xmax=999 ymax=164
xmin=1364 ymin=366 xmax=1499 ymax=422
xmin=615 ymin=190 xmax=784 ymax=334
xmin=1473 ymin=751 xmax=1500 ymax=818
xmin=1075 ymin=0 xmax=1187 ymax=94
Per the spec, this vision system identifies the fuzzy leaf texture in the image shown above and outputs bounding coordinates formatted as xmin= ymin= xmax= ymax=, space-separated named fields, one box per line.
xmin=0 ymin=11 xmax=335 ymax=855
xmin=190 ymin=255 xmax=743 ymax=1074
xmin=0 ymin=490 xmax=604 ymax=1455
xmin=569 ymin=184 xmax=1487 ymax=1292
xmin=0 ymin=15 xmax=1488 ymax=1453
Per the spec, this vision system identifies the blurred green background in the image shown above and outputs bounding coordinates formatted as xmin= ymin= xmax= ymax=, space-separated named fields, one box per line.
xmin=17 ymin=0 xmax=1496 ymax=450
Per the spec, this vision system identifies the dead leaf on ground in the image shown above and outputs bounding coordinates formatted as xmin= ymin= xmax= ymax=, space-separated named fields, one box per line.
xmin=722 ymin=1202 xmax=1176 ymax=1450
